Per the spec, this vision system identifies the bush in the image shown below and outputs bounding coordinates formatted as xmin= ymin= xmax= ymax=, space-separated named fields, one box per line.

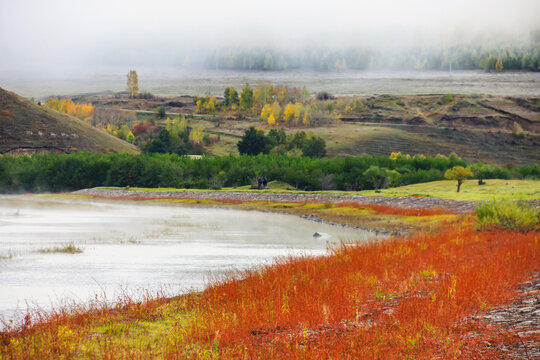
xmin=316 ymin=91 xmax=333 ymax=101
xmin=475 ymin=200 xmax=539 ymax=231
xmin=156 ymin=106 xmax=166 ymax=119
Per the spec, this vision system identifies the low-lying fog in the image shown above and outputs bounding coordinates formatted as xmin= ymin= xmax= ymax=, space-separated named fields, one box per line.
xmin=0 ymin=195 xmax=376 ymax=322
xmin=1 ymin=0 xmax=539 ymax=85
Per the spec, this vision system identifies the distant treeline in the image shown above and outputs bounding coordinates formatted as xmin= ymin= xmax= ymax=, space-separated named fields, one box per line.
xmin=205 ymin=43 xmax=540 ymax=72
xmin=1 ymin=153 xmax=538 ymax=193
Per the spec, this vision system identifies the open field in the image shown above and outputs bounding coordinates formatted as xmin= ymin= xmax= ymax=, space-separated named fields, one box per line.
xmin=3 ymin=70 xmax=540 ymax=98
xmin=358 ymin=179 xmax=540 ymax=201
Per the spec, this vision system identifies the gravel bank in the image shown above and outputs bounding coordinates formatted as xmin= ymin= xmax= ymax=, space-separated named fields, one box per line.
xmin=72 ymin=188 xmax=478 ymax=213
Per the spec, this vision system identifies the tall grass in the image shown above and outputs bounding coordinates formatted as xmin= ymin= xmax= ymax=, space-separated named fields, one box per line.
xmin=37 ymin=243 xmax=83 ymax=254
xmin=475 ymin=200 xmax=539 ymax=231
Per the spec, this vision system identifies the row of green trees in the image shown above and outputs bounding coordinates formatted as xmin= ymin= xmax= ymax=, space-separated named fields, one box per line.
xmin=1 ymin=153 xmax=537 ymax=193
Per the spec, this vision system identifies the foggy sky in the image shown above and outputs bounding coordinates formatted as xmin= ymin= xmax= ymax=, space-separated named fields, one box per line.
xmin=1 ymin=0 xmax=539 ymax=76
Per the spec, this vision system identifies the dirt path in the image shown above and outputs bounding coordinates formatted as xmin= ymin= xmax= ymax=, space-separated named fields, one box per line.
xmin=73 ymin=188 xmax=478 ymax=213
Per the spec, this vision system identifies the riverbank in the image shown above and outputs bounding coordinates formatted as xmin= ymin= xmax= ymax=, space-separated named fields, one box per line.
xmin=71 ymin=188 xmax=469 ymax=234
xmin=74 ymin=187 xmax=477 ymax=212
xmin=1 ymin=192 xmax=538 ymax=359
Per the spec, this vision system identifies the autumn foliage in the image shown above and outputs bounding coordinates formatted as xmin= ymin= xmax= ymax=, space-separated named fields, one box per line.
xmin=44 ymin=97 xmax=94 ymax=123
xmin=335 ymin=202 xmax=458 ymax=216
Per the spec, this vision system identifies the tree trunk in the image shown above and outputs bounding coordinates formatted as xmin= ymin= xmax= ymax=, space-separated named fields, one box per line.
xmin=457 ymin=180 xmax=462 ymax=192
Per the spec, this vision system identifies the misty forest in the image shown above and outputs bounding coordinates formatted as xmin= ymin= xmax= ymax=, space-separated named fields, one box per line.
xmin=0 ymin=1 xmax=539 ymax=359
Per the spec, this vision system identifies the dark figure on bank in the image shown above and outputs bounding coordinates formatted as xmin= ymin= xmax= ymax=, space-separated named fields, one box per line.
xmin=262 ymin=177 xmax=268 ymax=189
xmin=257 ymin=178 xmax=262 ymax=190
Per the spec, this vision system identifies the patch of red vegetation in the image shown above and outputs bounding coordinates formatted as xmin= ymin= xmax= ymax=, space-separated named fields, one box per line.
xmin=336 ymin=201 xmax=455 ymax=216
xmin=183 ymin=222 xmax=537 ymax=359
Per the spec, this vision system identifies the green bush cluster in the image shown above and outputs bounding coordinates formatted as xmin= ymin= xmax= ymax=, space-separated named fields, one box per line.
xmin=0 ymin=153 xmax=538 ymax=193
xmin=237 ymin=128 xmax=326 ymax=158
xmin=475 ymin=201 xmax=539 ymax=231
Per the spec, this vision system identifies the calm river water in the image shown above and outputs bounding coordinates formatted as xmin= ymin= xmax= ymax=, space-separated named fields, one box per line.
xmin=0 ymin=195 xmax=376 ymax=321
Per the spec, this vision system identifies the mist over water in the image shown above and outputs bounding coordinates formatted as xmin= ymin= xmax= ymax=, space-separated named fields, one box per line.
xmin=0 ymin=196 xmax=375 ymax=322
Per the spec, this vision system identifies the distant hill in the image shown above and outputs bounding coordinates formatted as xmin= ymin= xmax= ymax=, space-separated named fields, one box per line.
xmin=0 ymin=87 xmax=139 ymax=155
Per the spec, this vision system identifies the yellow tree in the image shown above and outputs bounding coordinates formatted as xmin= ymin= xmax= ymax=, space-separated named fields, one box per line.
xmin=268 ymin=113 xmax=276 ymax=126
xmin=189 ymin=125 xmax=205 ymax=144
xmin=271 ymin=101 xmax=281 ymax=123
xmin=173 ymin=116 xmax=188 ymax=132
xmin=205 ymin=97 xmax=217 ymax=114
xmin=283 ymin=103 xmax=295 ymax=123
xmin=126 ymin=70 xmax=139 ymax=98
xmin=196 ymin=99 xmax=204 ymax=113
xmin=260 ymin=104 xmax=272 ymax=120
xmin=445 ymin=166 xmax=473 ymax=192
xmin=303 ymin=108 xmax=311 ymax=126
xmin=126 ymin=131 xmax=135 ymax=143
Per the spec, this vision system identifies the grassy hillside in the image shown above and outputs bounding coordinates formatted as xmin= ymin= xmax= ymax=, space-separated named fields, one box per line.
xmin=197 ymin=95 xmax=539 ymax=165
xmin=0 ymin=87 xmax=139 ymax=155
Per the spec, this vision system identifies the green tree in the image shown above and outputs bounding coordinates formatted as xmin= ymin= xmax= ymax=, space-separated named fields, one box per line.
xmin=445 ymin=166 xmax=473 ymax=192
xmin=156 ymin=106 xmax=166 ymax=119
xmin=224 ymin=87 xmax=239 ymax=108
xmin=224 ymin=87 xmax=231 ymax=107
xmin=229 ymin=87 xmax=239 ymax=107
xmin=240 ymin=83 xmax=254 ymax=110
xmin=266 ymin=128 xmax=286 ymax=149
xmin=237 ymin=127 xmax=268 ymax=155
xmin=125 ymin=131 xmax=135 ymax=144
xmin=302 ymin=136 xmax=326 ymax=158
xmin=363 ymin=166 xmax=388 ymax=190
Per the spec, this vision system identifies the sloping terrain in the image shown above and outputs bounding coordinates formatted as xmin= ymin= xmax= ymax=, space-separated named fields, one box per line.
xmin=309 ymin=123 xmax=540 ymax=165
xmin=0 ymin=87 xmax=139 ymax=155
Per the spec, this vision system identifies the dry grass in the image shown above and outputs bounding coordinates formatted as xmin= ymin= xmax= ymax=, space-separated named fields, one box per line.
xmin=0 ymin=87 xmax=139 ymax=154
xmin=37 ymin=243 xmax=83 ymax=254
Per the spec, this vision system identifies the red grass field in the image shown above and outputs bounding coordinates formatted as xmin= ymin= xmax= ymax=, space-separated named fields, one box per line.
xmin=0 ymin=215 xmax=537 ymax=359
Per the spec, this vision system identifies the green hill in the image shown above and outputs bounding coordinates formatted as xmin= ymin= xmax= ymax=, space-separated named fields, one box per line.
xmin=0 ymin=87 xmax=139 ymax=155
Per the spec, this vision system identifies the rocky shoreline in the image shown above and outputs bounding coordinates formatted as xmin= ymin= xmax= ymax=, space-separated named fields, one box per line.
xmin=463 ymin=272 xmax=540 ymax=359
xmin=73 ymin=188 xmax=479 ymax=213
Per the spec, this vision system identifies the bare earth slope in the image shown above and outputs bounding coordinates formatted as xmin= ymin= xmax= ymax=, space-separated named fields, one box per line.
xmin=0 ymin=87 xmax=139 ymax=155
